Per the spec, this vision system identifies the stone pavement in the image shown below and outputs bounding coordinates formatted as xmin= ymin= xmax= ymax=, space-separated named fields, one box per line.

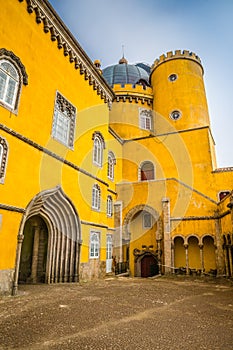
xmin=0 ymin=276 xmax=232 ymax=350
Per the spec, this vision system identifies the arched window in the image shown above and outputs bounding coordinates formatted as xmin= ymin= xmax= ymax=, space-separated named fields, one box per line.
xmin=140 ymin=161 xmax=155 ymax=181
xmin=90 ymin=231 xmax=100 ymax=258
xmin=0 ymin=136 xmax=8 ymax=184
xmin=92 ymin=132 xmax=105 ymax=166
xmin=107 ymin=151 xmax=116 ymax=180
xmin=0 ymin=48 xmax=28 ymax=113
xmin=107 ymin=195 xmax=113 ymax=217
xmin=0 ymin=60 xmax=19 ymax=109
xmin=92 ymin=184 xmax=101 ymax=210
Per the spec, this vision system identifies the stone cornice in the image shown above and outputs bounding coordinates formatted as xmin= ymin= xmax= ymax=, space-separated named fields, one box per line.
xmin=0 ymin=203 xmax=25 ymax=213
xmin=18 ymin=0 xmax=114 ymax=109
xmin=213 ymin=167 xmax=233 ymax=173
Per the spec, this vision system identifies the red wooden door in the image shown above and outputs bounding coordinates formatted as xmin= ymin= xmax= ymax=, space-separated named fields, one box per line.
xmin=141 ymin=255 xmax=158 ymax=277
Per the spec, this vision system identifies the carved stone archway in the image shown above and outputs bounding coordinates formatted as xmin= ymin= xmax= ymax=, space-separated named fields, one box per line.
xmin=133 ymin=246 xmax=161 ymax=277
xmin=122 ymin=204 xmax=159 ymax=240
xmin=13 ymin=186 xmax=81 ymax=294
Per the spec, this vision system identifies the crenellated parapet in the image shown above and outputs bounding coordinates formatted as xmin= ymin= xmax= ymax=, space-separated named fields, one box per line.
xmin=18 ymin=0 xmax=114 ymax=109
xmin=151 ymin=50 xmax=203 ymax=74
xmin=112 ymin=84 xmax=153 ymax=106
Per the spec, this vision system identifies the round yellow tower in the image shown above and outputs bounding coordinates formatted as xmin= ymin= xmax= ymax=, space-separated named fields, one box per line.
xmin=150 ymin=50 xmax=210 ymax=131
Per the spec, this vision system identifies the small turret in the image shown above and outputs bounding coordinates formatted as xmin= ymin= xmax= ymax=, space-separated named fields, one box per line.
xmin=150 ymin=50 xmax=210 ymax=132
xmin=94 ymin=59 xmax=102 ymax=74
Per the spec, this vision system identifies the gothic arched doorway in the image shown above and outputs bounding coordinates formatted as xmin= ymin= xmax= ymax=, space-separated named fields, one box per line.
xmin=19 ymin=216 xmax=48 ymax=284
xmin=14 ymin=186 xmax=81 ymax=293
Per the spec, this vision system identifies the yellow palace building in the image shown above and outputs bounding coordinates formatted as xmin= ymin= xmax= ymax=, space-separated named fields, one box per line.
xmin=0 ymin=0 xmax=232 ymax=294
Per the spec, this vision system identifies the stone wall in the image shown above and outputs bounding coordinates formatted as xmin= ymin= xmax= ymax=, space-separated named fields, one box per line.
xmin=0 ymin=269 xmax=14 ymax=295
xmin=79 ymin=260 xmax=106 ymax=281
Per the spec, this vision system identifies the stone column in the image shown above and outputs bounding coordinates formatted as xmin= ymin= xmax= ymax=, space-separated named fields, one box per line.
xmin=184 ymin=244 xmax=189 ymax=275
xmin=223 ymin=246 xmax=229 ymax=277
xmin=214 ymin=213 xmax=225 ymax=276
xmin=171 ymin=242 xmax=175 ymax=274
xmin=162 ymin=197 xmax=171 ymax=274
xmin=228 ymin=246 xmax=233 ymax=277
xmin=199 ymin=244 xmax=204 ymax=273
xmin=31 ymin=224 xmax=41 ymax=283
xmin=12 ymin=234 xmax=24 ymax=296
xmin=156 ymin=217 xmax=163 ymax=274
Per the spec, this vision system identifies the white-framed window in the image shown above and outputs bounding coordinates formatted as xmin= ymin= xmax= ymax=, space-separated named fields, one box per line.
xmin=90 ymin=231 xmax=100 ymax=258
xmin=92 ymin=184 xmax=101 ymax=211
xmin=0 ymin=136 xmax=8 ymax=184
xmin=92 ymin=132 xmax=105 ymax=167
xmin=107 ymin=151 xmax=116 ymax=180
xmin=107 ymin=195 xmax=113 ymax=217
xmin=52 ymin=91 xmax=76 ymax=148
xmin=106 ymin=235 xmax=112 ymax=260
xmin=0 ymin=60 xmax=19 ymax=110
xmin=0 ymin=49 xmax=28 ymax=114
xmin=143 ymin=212 xmax=152 ymax=228
xmin=139 ymin=108 xmax=153 ymax=131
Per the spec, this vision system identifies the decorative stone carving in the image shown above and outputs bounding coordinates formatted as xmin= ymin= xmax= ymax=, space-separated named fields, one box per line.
xmin=0 ymin=48 xmax=28 ymax=85
xmin=0 ymin=137 xmax=8 ymax=183
xmin=18 ymin=0 xmax=114 ymax=109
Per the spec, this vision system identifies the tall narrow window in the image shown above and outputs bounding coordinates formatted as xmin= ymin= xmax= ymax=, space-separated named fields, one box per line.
xmin=107 ymin=195 xmax=113 ymax=217
xmin=139 ymin=108 xmax=153 ymax=131
xmin=140 ymin=161 xmax=155 ymax=181
xmin=92 ymin=184 xmax=101 ymax=211
xmin=107 ymin=151 xmax=116 ymax=180
xmin=0 ymin=60 xmax=19 ymax=109
xmin=90 ymin=231 xmax=100 ymax=258
xmin=106 ymin=234 xmax=113 ymax=273
xmin=0 ymin=49 xmax=28 ymax=113
xmin=52 ymin=91 xmax=76 ymax=148
xmin=92 ymin=132 xmax=105 ymax=166
xmin=143 ymin=212 xmax=152 ymax=228
xmin=0 ymin=136 xmax=8 ymax=184
xmin=106 ymin=235 xmax=112 ymax=260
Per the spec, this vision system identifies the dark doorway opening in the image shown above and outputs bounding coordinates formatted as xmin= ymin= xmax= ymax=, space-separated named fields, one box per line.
xmin=19 ymin=216 xmax=48 ymax=284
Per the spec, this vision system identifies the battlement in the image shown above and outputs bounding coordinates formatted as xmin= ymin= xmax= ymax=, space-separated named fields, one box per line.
xmin=151 ymin=50 xmax=203 ymax=72
xmin=111 ymin=84 xmax=153 ymax=106
xmin=112 ymin=84 xmax=153 ymax=95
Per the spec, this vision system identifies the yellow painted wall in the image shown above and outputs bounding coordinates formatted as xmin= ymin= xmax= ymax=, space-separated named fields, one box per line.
xmin=0 ymin=1 xmax=119 ymax=274
xmin=1 ymin=1 xmax=232 ymax=287
xmin=151 ymin=55 xmax=210 ymax=131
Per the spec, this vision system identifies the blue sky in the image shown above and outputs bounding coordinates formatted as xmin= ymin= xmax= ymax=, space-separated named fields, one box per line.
xmin=49 ymin=0 xmax=233 ymax=167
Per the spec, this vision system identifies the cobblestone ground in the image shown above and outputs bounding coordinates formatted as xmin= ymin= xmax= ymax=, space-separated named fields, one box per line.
xmin=0 ymin=276 xmax=232 ymax=350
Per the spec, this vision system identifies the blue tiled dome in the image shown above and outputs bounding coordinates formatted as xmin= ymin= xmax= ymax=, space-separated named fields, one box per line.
xmin=102 ymin=57 xmax=150 ymax=87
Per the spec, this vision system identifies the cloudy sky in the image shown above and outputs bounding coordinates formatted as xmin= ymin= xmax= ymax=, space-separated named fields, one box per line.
xmin=49 ymin=0 xmax=232 ymax=167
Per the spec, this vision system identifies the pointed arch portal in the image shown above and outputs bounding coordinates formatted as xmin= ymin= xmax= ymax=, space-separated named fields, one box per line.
xmin=15 ymin=186 xmax=81 ymax=291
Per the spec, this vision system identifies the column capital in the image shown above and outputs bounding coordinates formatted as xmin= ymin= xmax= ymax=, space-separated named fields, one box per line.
xmin=17 ymin=234 xmax=24 ymax=243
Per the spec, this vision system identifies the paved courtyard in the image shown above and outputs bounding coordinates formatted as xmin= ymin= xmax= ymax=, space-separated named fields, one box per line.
xmin=0 ymin=276 xmax=232 ymax=350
